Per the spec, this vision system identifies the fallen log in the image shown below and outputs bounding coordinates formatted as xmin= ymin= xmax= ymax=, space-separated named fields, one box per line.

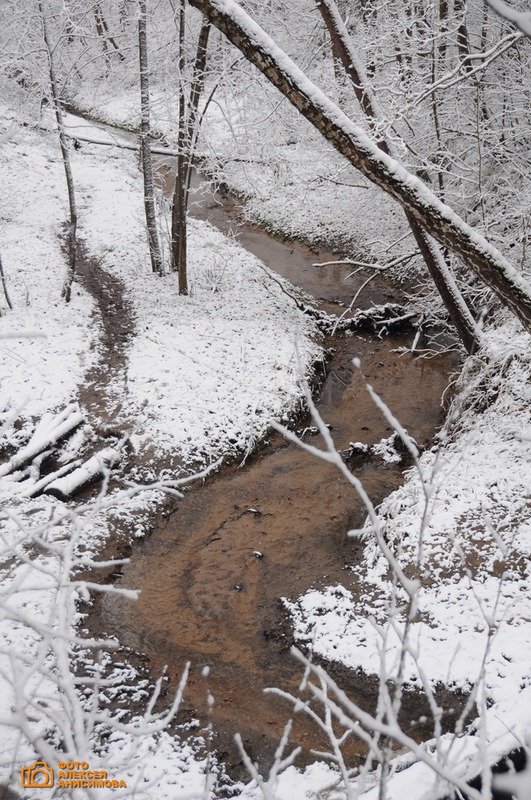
xmin=0 ymin=404 xmax=84 ymax=478
xmin=65 ymin=131 xmax=178 ymax=157
xmin=44 ymin=447 xmax=120 ymax=500
xmin=312 ymin=303 xmax=417 ymax=335
xmin=23 ymin=459 xmax=83 ymax=498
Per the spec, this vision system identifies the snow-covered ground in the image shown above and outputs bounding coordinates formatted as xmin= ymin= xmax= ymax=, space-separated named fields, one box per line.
xmin=69 ymin=80 xmax=531 ymax=796
xmin=0 ymin=118 xmax=96 ymax=425
xmin=2 ymin=62 xmax=531 ymax=798
xmin=0 ymin=104 xmax=322 ymax=797
xmin=71 ymin=81 xmax=409 ymax=262
xmin=67 ymin=112 xmax=322 ymax=466
xmin=286 ymin=317 xmax=531 ymax=795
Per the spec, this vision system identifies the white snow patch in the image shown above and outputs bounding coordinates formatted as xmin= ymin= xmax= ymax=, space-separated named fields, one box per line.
xmin=288 ymin=318 xmax=531 ymax=791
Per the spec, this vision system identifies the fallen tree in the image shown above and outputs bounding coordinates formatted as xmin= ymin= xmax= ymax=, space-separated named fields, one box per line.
xmin=188 ymin=0 xmax=531 ymax=335
xmin=44 ymin=447 xmax=120 ymax=500
xmin=0 ymin=404 xmax=84 ymax=478
xmin=315 ymin=0 xmax=481 ymax=354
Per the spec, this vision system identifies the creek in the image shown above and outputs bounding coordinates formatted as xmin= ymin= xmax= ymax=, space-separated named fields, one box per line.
xmin=93 ymin=140 xmax=458 ymax=775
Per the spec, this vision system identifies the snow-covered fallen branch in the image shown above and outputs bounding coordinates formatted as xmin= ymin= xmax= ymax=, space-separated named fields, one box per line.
xmin=314 ymin=302 xmax=416 ymax=335
xmin=44 ymin=447 xmax=120 ymax=500
xmin=0 ymin=404 xmax=84 ymax=478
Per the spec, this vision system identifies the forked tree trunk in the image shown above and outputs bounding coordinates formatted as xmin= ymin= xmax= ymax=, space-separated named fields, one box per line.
xmin=138 ymin=0 xmax=163 ymax=275
xmin=186 ymin=18 xmax=211 ymax=184
xmin=316 ymin=0 xmax=480 ymax=354
xmin=171 ymin=9 xmax=210 ymax=295
xmin=38 ymin=0 xmax=78 ymax=303
xmin=94 ymin=2 xmax=125 ymax=65
xmin=188 ymin=0 xmax=531 ymax=336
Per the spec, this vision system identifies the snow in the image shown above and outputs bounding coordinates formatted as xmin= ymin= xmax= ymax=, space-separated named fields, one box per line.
xmin=2 ymin=7 xmax=531 ymax=794
xmin=64 ymin=113 xmax=321 ymax=466
xmin=188 ymin=0 xmax=531 ymax=299
xmin=0 ymin=110 xmax=97 ymax=428
xmin=0 ymin=104 xmax=321 ymax=795
xmin=45 ymin=446 xmax=120 ymax=498
xmin=72 ymin=83 xmax=408 ymax=265
xmin=486 ymin=0 xmax=531 ymax=36
xmin=287 ymin=317 xmax=531 ymax=794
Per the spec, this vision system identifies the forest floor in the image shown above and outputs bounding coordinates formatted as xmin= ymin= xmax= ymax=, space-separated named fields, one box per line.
xmin=1 ymin=82 xmax=531 ymax=800
xmin=0 ymin=105 xmax=323 ymax=797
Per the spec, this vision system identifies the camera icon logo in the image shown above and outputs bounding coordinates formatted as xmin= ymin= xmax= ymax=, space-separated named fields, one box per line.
xmin=20 ymin=761 xmax=54 ymax=788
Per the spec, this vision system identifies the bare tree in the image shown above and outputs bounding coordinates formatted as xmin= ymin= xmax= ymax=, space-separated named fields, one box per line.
xmin=485 ymin=0 xmax=531 ymax=36
xmin=37 ymin=0 xmax=78 ymax=303
xmin=315 ymin=0 xmax=481 ymax=354
xmin=171 ymin=0 xmax=189 ymax=293
xmin=187 ymin=0 xmax=531 ymax=336
xmin=138 ymin=0 xmax=163 ymax=276
xmin=171 ymin=2 xmax=211 ymax=295
xmin=94 ymin=2 xmax=125 ymax=66
xmin=0 ymin=253 xmax=13 ymax=314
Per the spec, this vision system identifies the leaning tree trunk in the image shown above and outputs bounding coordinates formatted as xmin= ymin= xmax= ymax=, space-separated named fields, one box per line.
xmin=185 ymin=18 xmax=211 ymax=190
xmin=316 ymin=0 xmax=481 ymax=354
xmin=94 ymin=2 xmax=125 ymax=65
xmin=138 ymin=0 xmax=163 ymax=275
xmin=38 ymin=0 xmax=78 ymax=303
xmin=187 ymin=0 xmax=531 ymax=335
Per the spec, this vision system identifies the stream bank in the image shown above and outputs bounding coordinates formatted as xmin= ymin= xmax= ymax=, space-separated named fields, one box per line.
xmin=84 ymin=138 xmax=461 ymax=778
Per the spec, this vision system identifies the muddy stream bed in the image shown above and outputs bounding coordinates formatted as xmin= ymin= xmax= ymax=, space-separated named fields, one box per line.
xmin=91 ymin=147 xmax=460 ymax=776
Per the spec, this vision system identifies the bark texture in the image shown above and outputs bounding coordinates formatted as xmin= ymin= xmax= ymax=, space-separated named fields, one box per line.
xmin=171 ymin=0 xmax=188 ymax=293
xmin=139 ymin=0 xmax=163 ymax=275
xmin=94 ymin=3 xmax=125 ymax=63
xmin=0 ymin=252 xmax=13 ymax=312
xmin=188 ymin=0 xmax=531 ymax=336
xmin=38 ymin=0 xmax=78 ymax=302
xmin=316 ymin=0 xmax=480 ymax=353
xmin=171 ymin=13 xmax=210 ymax=294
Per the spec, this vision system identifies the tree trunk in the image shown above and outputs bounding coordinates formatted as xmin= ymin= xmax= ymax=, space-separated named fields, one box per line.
xmin=187 ymin=20 xmax=211 ymax=140
xmin=316 ymin=0 xmax=480 ymax=354
xmin=38 ymin=0 xmax=78 ymax=303
xmin=187 ymin=0 xmax=531 ymax=336
xmin=45 ymin=447 xmax=119 ymax=500
xmin=0 ymin=252 xmax=13 ymax=313
xmin=171 ymin=0 xmax=188 ymax=294
xmin=438 ymin=0 xmax=449 ymax=66
xmin=138 ymin=0 xmax=163 ymax=275
xmin=185 ymin=18 xmax=211 ymax=184
xmin=455 ymin=0 xmax=473 ymax=71
xmin=170 ymin=14 xmax=210 ymax=294
xmin=94 ymin=2 xmax=125 ymax=64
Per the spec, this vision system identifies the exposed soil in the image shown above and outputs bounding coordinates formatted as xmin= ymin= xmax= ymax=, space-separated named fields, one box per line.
xmin=100 ymin=333 xmax=456 ymax=776
xmin=73 ymin=139 xmax=463 ymax=780
xmin=60 ymin=114 xmax=467 ymax=783
xmin=76 ymin=241 xmax=134 ymax=436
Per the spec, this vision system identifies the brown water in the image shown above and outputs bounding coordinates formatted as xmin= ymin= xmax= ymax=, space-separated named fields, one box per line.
xmin=100 ymin=154 xmax=458 ymax=774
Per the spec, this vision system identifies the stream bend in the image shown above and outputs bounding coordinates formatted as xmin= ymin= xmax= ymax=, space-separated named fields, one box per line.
xmin=93 ymin=134 xmax=458 ymax=773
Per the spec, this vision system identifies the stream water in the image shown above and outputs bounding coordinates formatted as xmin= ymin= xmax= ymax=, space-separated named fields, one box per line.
xmin=96 ymin=148 xmax=459 ymax=775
